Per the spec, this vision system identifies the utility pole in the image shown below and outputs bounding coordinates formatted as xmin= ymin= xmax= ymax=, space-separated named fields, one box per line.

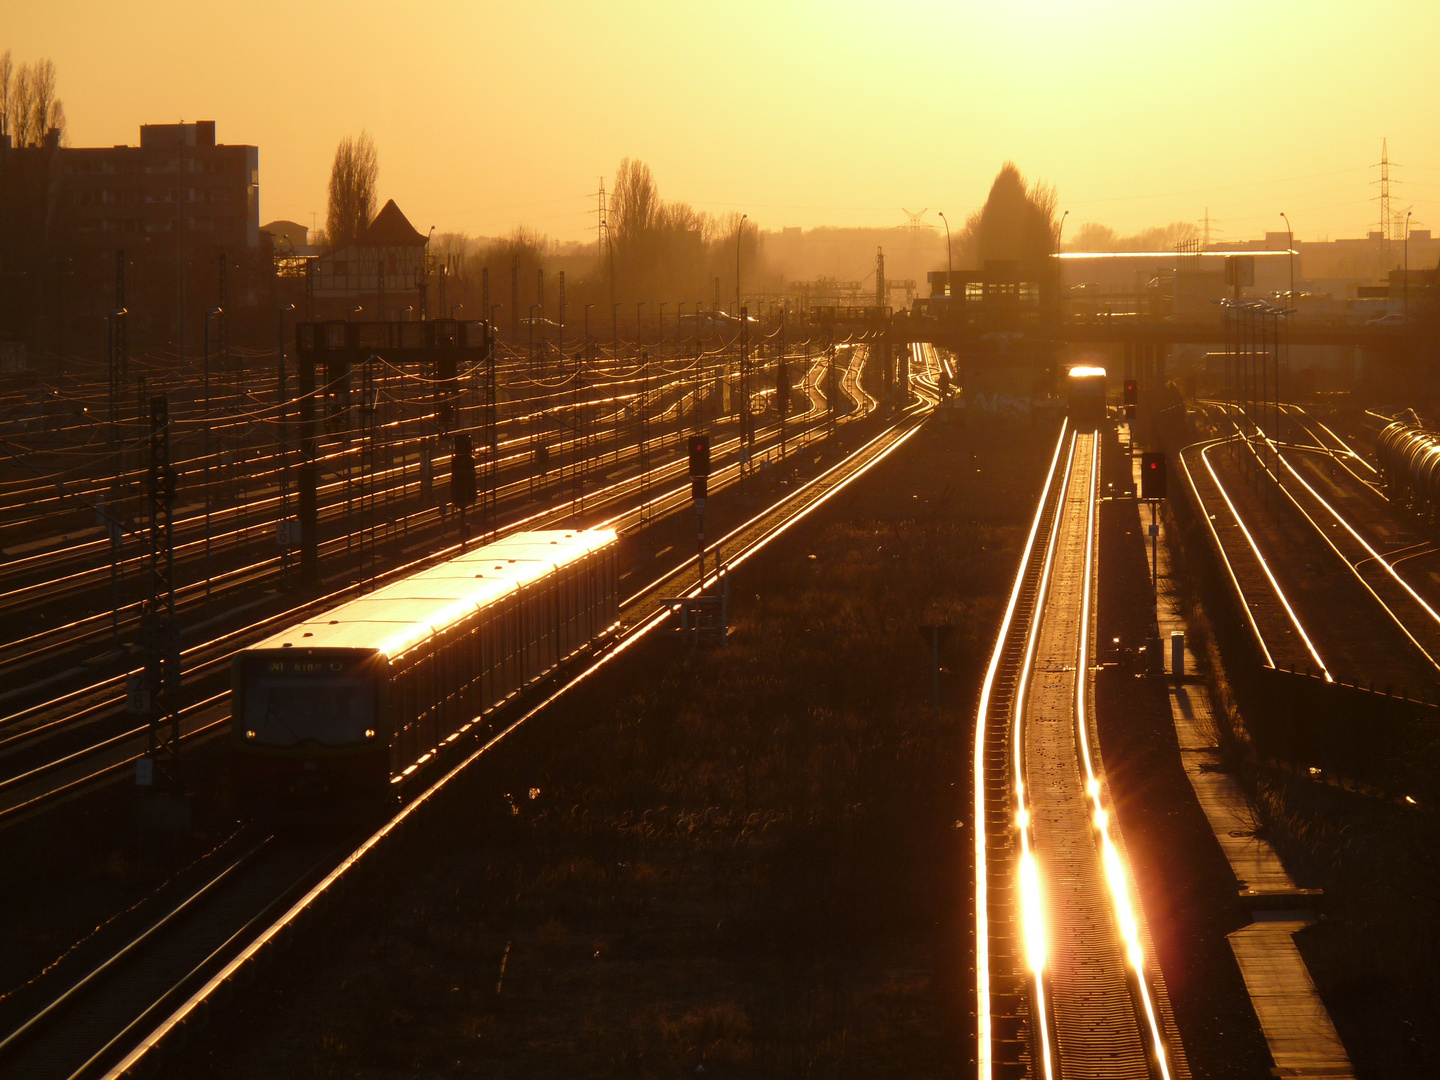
xmin=108 ymin=264 xmax=127 ymax=639
xmin=1378 ymin=138 xmax=1394 ymax=271
xmin=203 ymin=307 xmax=222 ymax=599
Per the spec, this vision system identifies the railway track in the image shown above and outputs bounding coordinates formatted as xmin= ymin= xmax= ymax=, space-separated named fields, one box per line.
xmin=1183 ymin=403 xmax=1440 ymax=685
xmin=0 ymin=378 xmax=930 ymax=1080
xmin=976 ymin=424 xmax=1187 ymax=1080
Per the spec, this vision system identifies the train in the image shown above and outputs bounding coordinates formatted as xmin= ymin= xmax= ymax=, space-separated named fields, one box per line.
xmin=1375 ymin=421 xmax=1440 ymax=518
xmin=231 ymin=529 xmax=619 ymax=817
xmin=1066 ymin=365 xmax=1108 ymax=428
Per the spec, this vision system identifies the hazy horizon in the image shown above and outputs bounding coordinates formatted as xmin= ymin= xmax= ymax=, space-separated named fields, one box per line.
xmin=7 ymin=1 xmax=1440 ymax=248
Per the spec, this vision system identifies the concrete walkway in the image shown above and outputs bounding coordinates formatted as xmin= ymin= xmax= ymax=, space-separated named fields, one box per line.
xmin=1130 ymin=444 xmax=1355 ymax=1080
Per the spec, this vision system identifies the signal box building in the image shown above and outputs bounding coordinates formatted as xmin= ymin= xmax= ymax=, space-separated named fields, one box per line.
xmin=309 ymin=200 xmax=429 ymax=322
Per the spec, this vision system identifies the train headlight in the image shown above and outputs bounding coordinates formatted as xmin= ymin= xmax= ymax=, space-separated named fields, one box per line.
xmin=244 ymin=729 xmax=257 ymax=739
xmin=364 ymin=729 xmax=376 ymax=739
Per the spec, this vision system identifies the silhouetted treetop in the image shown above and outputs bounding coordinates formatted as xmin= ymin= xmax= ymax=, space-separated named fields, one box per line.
xmin=956 ymin=162 xmax=1057 ymax=268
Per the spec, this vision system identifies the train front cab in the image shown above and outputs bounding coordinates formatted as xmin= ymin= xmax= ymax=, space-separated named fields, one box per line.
xmin=231 ymin=647 xmax=391 ymax=821
xmin=1066 ymin=365 xmax=1108 ymax=430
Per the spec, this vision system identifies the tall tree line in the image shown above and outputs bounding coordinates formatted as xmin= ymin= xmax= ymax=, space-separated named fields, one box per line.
xmin=0 ymin=51 xmax=66 ymax=147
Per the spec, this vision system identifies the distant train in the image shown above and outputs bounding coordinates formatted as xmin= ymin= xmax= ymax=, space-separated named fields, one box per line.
xmin=231 ymin=529 xmax=619 ymax=817
xmin=1066 ymin=365 xmax=1108 ymax=428
xmin=1376 ymin=422 xmax=1440 ymax=519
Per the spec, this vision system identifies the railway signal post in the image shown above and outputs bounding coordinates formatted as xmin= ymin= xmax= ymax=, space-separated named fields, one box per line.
xmin=1140 ymin=450 xmax=1167 ymax=669
xmin=141 ymin=395 xmax=181 ymax=790
xmin=452 ymin=432 xmax=477 ymax=550
xmin=689 ymin=433 xmax=710 ymax=582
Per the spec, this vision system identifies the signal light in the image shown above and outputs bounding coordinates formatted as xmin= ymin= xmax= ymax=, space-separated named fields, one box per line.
xmin=1123 ymin=379 xmax=1138 ymax=406
xmin=688 ymin=434 xmax=711 ymax=501
xmin=451 ymin=433 xmax=477 ymax=508
xmin=1140 ymin=451 xmax=1167 ymax=499
xmin=688 ymin=434 xmax=711 ymax=478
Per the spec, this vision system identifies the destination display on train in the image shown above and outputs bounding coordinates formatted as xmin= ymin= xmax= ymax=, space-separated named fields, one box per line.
xmin=243 ymin=655 xmax=369 ymax=678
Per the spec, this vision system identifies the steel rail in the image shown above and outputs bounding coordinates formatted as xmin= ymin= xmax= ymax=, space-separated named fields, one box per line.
xmin=974 ymin=420 xmax=1070 ymax=1080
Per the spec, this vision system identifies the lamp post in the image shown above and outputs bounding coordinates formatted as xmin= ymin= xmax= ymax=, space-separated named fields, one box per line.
xmin=938 ymin=211 xmax=953 ymax=300
xmin=529 ymin=304 xmax=539 ymax=374
xmin=636 ymin=301 xmax=645 ymax=347
xmin=278 ymin=302 xmax=294 ymax=579
xmin=1405 ymin=210 xmax=1412 ymax=319
xmin=735 ymin=213 xmax=747 ymax=315
xmin=659 ymin=302 xmax=667 ymax=346
xmin=451 ymin=304 xmax=463 ymax=319
xmin=1056 ymin=209 xmax=1069 ymax=250
xmin=1280 ymin=212 xmax=1294 ymax=308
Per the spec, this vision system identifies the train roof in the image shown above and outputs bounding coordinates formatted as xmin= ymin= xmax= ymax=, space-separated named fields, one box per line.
xmin=244 ymin=529 xmax=616 ymax=660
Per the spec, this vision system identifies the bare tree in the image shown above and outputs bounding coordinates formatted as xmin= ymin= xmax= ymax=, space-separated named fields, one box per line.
xmin=325 ymin=131 xmax=379 ymax=250
xmin=610 ymin=158 xmax=660 ymax=247
xmin=0 ymin=51 xmax=12 ymax=140
xmin=9 ymin=61 xmax=31 ymax=145
xmin=1069 ymin=220 xmax=1200 ymax=253
xmin=26 ymin=58 xmax=56 ymax=145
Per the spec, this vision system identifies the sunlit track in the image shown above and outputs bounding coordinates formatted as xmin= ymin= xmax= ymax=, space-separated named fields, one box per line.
xmin=1179 ymin=435 xmax=1332 ymax=678
xmin=3 ymin=377 xmax=932 ymax=1080
xmin=0 ymin=360 xmax=878 ymax=822
xmin=976 ymin=422 xmax=1071 ymax=1080
xmin=978 ymin=427 xmax=1186 ymax=1080
xmin=1277 ymin=403 xmax=1380 ymax=492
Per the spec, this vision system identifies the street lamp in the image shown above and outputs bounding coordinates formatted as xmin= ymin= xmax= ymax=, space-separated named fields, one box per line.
xmin=451 ymin=304 xmax=464 ymax=319
xmin=938 ymin=211 xmax=953 ymax=299
xmin=349 ymin=305 xmax=363 ymax=322
xmin=1056 ymin=209 xmax=1069 ymax=250
xmin=1280 ymin=212 xmax=1294 ymax=308
xmin=735 ymin=213 xmax=747 ymax=315
xmin=529 ymin=304 xmax=539 ymax=374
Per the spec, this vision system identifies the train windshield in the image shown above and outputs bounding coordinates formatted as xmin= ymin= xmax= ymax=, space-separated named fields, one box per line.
xmin=242 ymin=676 xmax=375 ymax=747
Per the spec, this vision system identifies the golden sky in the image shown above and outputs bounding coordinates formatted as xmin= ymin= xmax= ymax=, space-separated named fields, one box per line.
xmin=9 ymin=0 xmax=1440 ymax=246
